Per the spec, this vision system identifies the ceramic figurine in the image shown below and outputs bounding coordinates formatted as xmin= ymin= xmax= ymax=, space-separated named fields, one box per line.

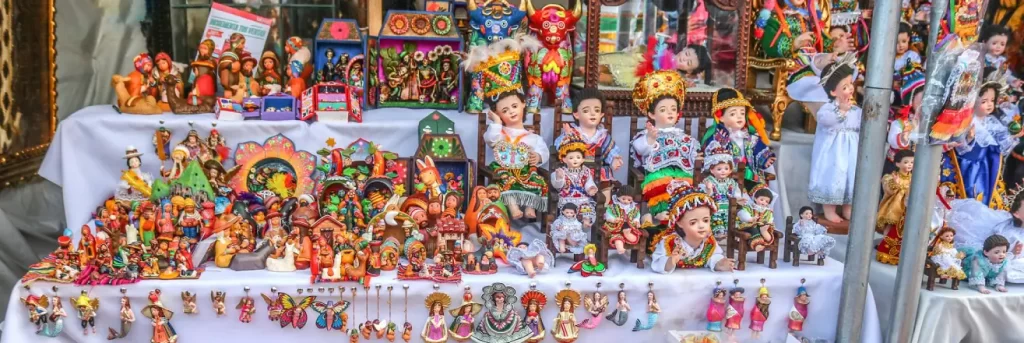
xmin=143 ymin=290 xmax=178 ymax=343
xmin=724 ymin=280 xmax=744 ymax=334
xmin=550 ymin=203 xmax=588 ymax=254
xmin=568 ymin=244 xmax=606 ymax=277
xmin=809 ymin=54 xmax=862 ymax=223
xmin=706 ymin=281 xmax=726 ymax=332
xmin=116 ymin=145 xmax=154 ymax=203
xmin=463 ymin=0 xmax=527 ymax=113
xmin=650 ymin=183 xmax=734 ymax=272
xmin=362 ymin=287 xmax=374 ymax=340
xmin=266 ymin=233 xmax=300 ymax=272
xmin=286 ymin=37 xmax=314 ymax=99
xmin=258 ymin=50 xmax=283 ymax=95
xmin=876 ymin=150 xmax=915 ymax=264
xmin=604 ymin=284 xmax=629 ymax=326
xmin=631 ymin=283 xmax=659 ymax=331
xmin=212 ymin=291 xmax=227 ymax=316
xmin=181 ymin=291 xmax=198 ymax=314
xmin=551 ymin=283 xmax=580 ymax=343
xmin=473 ymin=282 xmax=532 ymax=343
xmin=112 ymin=52 xmax=163 ymax=114
xmin=698 ymin=138 xmax=746 ymax=240
xmin=702 ymin=88 xmax=775 ymax=190
xmin=521 ymin=284 xmax=547 ymax=343
xmin=507 ymin=239 xmax=554 ymax=278
xmin=205 ymin=124 xmax=230 ymax=163
xmin=929 ymin=227 xmax=968 ymax=283
xmin=552 ymin=124 xmax=598 ymax=227
xmin=788 ymin=279 xmax=809 ymax=333
xmin=963 ymin=234 xmax=1010 ymax=294
xmin=750 ymin=279 xmax=770 ymax=339
xmin=349 ymin=287 xmax=361 ymax=343
xmin=736 ymin=186 xmax=777 ymax=252
xmin=45 ymin=293 xmax=67 ymax=337
xmin=169 ymin=39 xmax=217 ymax=114
xmin=629 ymin=70 xmax=697 ymax=223
xmin=262 ymin=288 xmax=284 ymax=322
xmin=982 ymin=25 xmax=1022 ymax=89
xmin=523 ymin=0 xmax=580 ymax=114
xmin=281 ymin=291 xmax=317 ymax=328
xmin=238 ymin=52 xmax=262 ymax=97
xmin=449 ymin=286 xmax=482 ymax=342
xmin=600 ymin=185 xmax=644 ymax=253
xmin=422 ymin=286 xmax=451 ymax=343
xmin=313 ymin=289 xmax=350 ymax=332
xmin=554 ymin=88 xmax=623 ymax=188
xmin=74 ymin=290 xmax=99 ymax=335
xmin=108 ymin=288 xmax=135 ymax=339
xmin=887 ymin=61 xmax=925 ymax=173
xmin=154 ymin=123 xmax=173 ymax=162
xmin=152 ymin=52 xmax=182 ymax=111
xmin=578 ymin=285 xmax=606 ymax=329
xmin=238 ymin=287 xmax=257 ymax=323
xmin=22 ymin=293 xmax=50 ymax=335
xmin=793 ymin=207 xmax=837 ymax=263
xmin=402 ymin=285 xmax=413 ymax=342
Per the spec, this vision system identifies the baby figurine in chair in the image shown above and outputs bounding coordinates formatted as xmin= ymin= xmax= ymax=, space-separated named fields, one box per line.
xmin=737 ymin=187 xmax=777 ymax=252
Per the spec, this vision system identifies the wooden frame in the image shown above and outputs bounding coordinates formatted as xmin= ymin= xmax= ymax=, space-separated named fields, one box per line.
xmin=0 ymin=0 xmax=57 ymax=189
xmin=734 ymin=0 xmax=795 ymax=141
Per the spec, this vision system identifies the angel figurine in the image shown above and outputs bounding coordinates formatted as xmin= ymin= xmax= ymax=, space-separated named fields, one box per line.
xmin=422 ymin=288 xmax=451 ymax=343
xmin=551 ymin=286 xmax=581 ymax=343
xmin=507 ymin=239 xmax=554 ymax=278
xmin=181 ymin=291 xmax=198 ymax=314
xmin=578 ymin=289 xmax=607 ymax=329
xmin=238 ymin=288 xmax=257 ymax=323
xmin=74 ymin=290 xmax=99 ymax=335
xmin=313 ymin=298 xmax=350 ymax=332
xmin=448 ymin=286 xmax=481 ymax=342
xmin=22 ymin=294 xmax=50 ymax=334
xmin=211 ymin=291 xmax=227 ymax=316
xmin=604 ymin=287 xmax=630 ymax=326
xmin=263 ymin=290 xmax=284 ymax=322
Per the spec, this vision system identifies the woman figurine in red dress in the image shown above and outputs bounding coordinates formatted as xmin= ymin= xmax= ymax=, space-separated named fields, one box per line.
xmin=749 ymin=279 xmax=770 ymax=339
xmin=788 ymin=279 xmax=809 ymax=333
xmin=705 ymin=281 xmax=726 ymax=332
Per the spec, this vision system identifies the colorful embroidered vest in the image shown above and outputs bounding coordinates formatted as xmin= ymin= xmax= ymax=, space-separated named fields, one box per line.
xmin=643 ymin=128 xmax=696 ymax=173
xmin=492 ymin=130 xmax=531 ymax=169
xmin=663 ymin=234 xmax=718 ymax=269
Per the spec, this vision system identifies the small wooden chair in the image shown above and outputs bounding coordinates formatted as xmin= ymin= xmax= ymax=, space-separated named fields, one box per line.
xmin=547 ymin=108 xmax=615 ymax=235
xmin=477 ymin=111 xmax=550 ymax=232
xmin=594 ymin=187 xmax=647 ymax=269
xmin=924 ymin=240 xmax=961 ymax=291
xmin=724 ymin=163 xmax=782 ymax=270
xmin=783 ymin=216 xmax=824 ymax=267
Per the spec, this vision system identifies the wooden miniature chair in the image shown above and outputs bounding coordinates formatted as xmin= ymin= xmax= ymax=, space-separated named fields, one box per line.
xmin=783 ymin=216 xmax=824 ymax=267
xmin=476 ymin=110 xmax=551 ymax=232
xmin=924 ymin=240 xmax=961 ymax=291
xmin=735 ymin=0 xmax=796 ymax=141
xmin=724 ymin=162 xmax=782 ymax=270
xmin=547 ymin=108 xmax=615 ymax=237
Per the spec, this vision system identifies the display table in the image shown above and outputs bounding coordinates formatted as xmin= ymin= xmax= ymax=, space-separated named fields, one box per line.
xmin=2 ymin=253 xmax=880 ymax=343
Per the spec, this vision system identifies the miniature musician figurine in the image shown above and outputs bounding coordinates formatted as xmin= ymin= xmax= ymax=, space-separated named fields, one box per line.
xmin=706 ymin=282 xmax=727 ymax=332
xmin=578 ymin=289 xmax=607 ymax=329
xmin=808 ymin=54 xmax=863 ymax=223
xmin=698 ymin=137 xmax=746 ymax=240
xmin=74 ymin=290 xmax=99 ymax=335
xmin=552 ymin=125 xmax=599 ymax=227
xmin=550 ymin=204 xmax=588 ymax=254
xmin=737 ymin=186 xmax=777 ymax=252
xmin=554 ymin=88 xmax=623 ymax=193
xmin=701 ymin=87 xmax=775 ymax=191
xmin=788 ymin=280 xmax=809 ymax=333
xmin=468 ymin=35 xmax=549 ymax=220
xmin=630 ymin=71 xmax=698 ymax=224
xmin=793 ymin=206 xmax=837 ymax=263
xmin=876 ymin=150 xmax=915 ymax=264
xmin=650 ymin=183 xmax=735 ymax=273
xmin=117 ymin=146 xmax=154 ymax=203
xmin=750 ymin=280 xmax=770 ymax=339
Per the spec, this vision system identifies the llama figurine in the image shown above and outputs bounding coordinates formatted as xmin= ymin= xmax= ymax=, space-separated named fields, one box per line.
xmin=416 ymin=156 xmax=445 ymax=199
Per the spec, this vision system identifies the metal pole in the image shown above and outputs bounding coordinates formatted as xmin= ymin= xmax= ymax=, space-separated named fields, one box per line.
xmin=834 ymin=0 xmax=902 ymax=341
xmin=885 ymin=0 xmax=951 ymax=341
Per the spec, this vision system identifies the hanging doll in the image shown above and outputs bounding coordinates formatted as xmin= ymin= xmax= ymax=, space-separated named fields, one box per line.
xmin=507 ymin=239 xmax=554 ymax=278
xmin=578 ymin=290 xmax=607 ymax=329
xmin=650 ymin=183 xmax=735 ymax=273
xmin=604 ymin=289 xmax=629 ymax=326
xmin=46 ymin=295 xmax=66 ymax=337
xmin=523 ymin=0 xmax=581 ymax=115
xmin=550 ymin=204 xmax=588 ymax=254
xmin=737 ymin=186 xmax=778 ymax=252
xmin=701 ymin=87 xmax=775 ymax=191
xmin=793 ymin=206 xmax=837 ymax=263
xmin=466 ymin=35 xmax=548 ymax=220
xmin=706 ymin=282 xmax=727 ymax=332
xmin=630 ymin=70 xmax=698 ymax=223
xmin=750 ymin=280 xmax=770 ymax=339
xmin=963 ymin=234 xmax=1010 ymax=294
xmin=551 ymin=289 xmax=581 ymax=343
xmin=521 ymin=287 xmax=547 ymax=343
xmin=886 ymin=61 xmax=925 ymax=174
xmin=930 ymin=226 xmax=968 ymax=283
xmin=206 ymin=126 xmax=230 ymax=163
xmin=74 ymin=290 xmax=99 ymax=335
xmin=876 ymin=150 xmax=915 ymax=264
xmin=473 ymin=282 xmax=533 ymax=343
xmin=448 ymin=287 xmax=481 ymax=342
xmin=674 ymin=44 xmax=712 ymax=86
xmin=22 ymin=294 xmax=49 ymax=334
xmin=551 ymin=126 xmax=599 ymax=227
xmin=808 ymin=54 xmax=862 ymax=223
xmin=601 ymin=185 xmax=643 ymax=255
xmin=107 ymin=292 xmax=134 ymax=339
xmin=699 ymin=138 xmax=746 ymax=240
xmin=982 ymin=25 xmax=1023 ymax=90
xmin=422 ymin=291 xmax=450 ymax=343
xmin=954 ymin=82 xmax=1021 ymax=207
xmin=724 ymin=282 xmax=744 ymax=334
xmin=554 ymin=88 xmax=623 ymax=191
xmin=788 ymin=280 xmax=809 ymax=332
xmin=143 ymin=290 xmax=178 ymax=343
xmin=631 ymin=288 xmax=659 ymax=332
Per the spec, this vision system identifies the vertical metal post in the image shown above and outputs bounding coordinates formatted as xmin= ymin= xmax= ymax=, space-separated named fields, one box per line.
xmin=834 ymin=0 xmax=902 ymax=341
xmin=885 ymin=0 xmax=951 ymax=341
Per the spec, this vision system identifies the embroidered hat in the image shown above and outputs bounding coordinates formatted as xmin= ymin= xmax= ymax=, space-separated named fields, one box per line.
xmin=632 ymin=70 xmax=687 ymax=114
xmin=899 ymin=60 xmax=926 ymax=103
xmin=666 ymin=181 xmax=716 ymax=228
xmin=557 ymin=124 xmax=589 ymax=160
xmin=462 ymin=35 xmax=540 ymax=100
xmin=702 ymin=136 xmax=734 ymax=172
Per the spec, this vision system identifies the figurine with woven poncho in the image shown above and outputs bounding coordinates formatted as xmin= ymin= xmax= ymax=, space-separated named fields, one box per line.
xmin=737 ymin=185 xmax=778 ymax=252
xmin=465 ymin=35 xmax=549 ymax=220
xmin=554 ymin=88 xmax=622 ymax=186
xmin=886 ymin=61 xmax=925 ymax=174
xmin=808 ymin=54 xmax=862 ymax=223
xmin=552 ymin=124 xmax=598 ymax=227
xmin=701 ymin=87 xmax=776 ymax=191
xmin=629 ymin=71 xmax=698 ymax=223
xmin=649 ymin=183 xmax=734 ymax=273
xmin=698 ymin=138 xmax=745 ymax=240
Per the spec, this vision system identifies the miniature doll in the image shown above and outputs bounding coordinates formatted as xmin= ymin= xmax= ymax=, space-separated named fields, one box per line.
xmin=181 ymin=291 xmax=197 ymax=314
xmin=894 ymin=22 xmax=923 ymax=75
xmin=74 ymin=290 xmax=98 ymax=335
xmin=963 ymin=234 xmax=1010 ymax=294
xmin=312 ymin=299 xmax=349 ymax=332
xmin=602 ymin=185 xmax=643 ymax=255
xmin=554 ymin=88 xmax=623 ymax=189
xmin=930 ymin=226 xmax=968 ymax=282
xmin=111 ymin=52 xmax=163 ymax=114
xmin=724 ymin=282 xmax=744 ymax=334
xmin=22 ymin=294 xmax=49 ymax=333
xmin=448 ymin=287 xmax=481 ymax=342
xmin=46 ymin=296 xmax=66 ymax=337
xmin=319 ymin=48 xmax=338 ymax=83
xmin=143 ymin=291 xmax=178 ymax=343
xmin=887 ymin=62 xmax=925 ymax=174
xmin=569 ymin=244 xmax=607 ymax=277
xmin=651 ymin=183 xmax=735 ymax=272
xmin=218 ymin=50 xmax=243 ymax=100
xmin=551 ymin=289 xmax=581 ymax=343
xmin=473 ymin=282 xmax=533 ymax=343
xmin=521 ymin=287 xmax=547 ymax=343
xmin=285 ymin=37 xmax=314 ymax=98
xmin=206 ymin=127 xmax=230 ymax=163
xmin=422 ymin=291 xmax=450 ymax=343
xmin=212 ymin=291 xmax=227 ymax=316
xmin=706 ymin=283 xmax=727 ymax=332
xmin=981 ymin=25 xmax=1023 ymax=89
xmin=809 ymin=54 xmax=863 ymax=223
xmin=259 ymin=50 xmax=283 ymax=94
xmin=788 ymin=281 xmax=809 ymax=333
xmin=699 ymin=138 xmax=746 ymax=240
xmin=674 ymin=44 xmax=712 ymax=86
xmin=508 ymin=239 xmax=554 ymax=278
xmin=737 ymin=186 xmax=777 ymax=251
xmin=876 ymin=150 xmax=915 ymax=264
xmin=238 ymin=295 xmax=257 ymax=323
xmin=793 ymin=206 xmax=837 ymax=262
xmin=630 ymin=71 xmax=698 ymax=223
xmin=188 ymin=39 xmax=218 ymax=100
xmin=750 ymin=281 xmax=770 ymax=339
xmin=701 ymin=87 xmax=775 ymax=191
xmin=552 ymin=126 xmax=599 ymax=227
xmin=117 ymin=146 xmax=154 ymax=203
xmin=550 ymin=204 xmax=588 ymax=254
xmin=631 ymin=289 xmax=659 ymax=331
xmin=955 ymin=82 xmax=1022 ymax=208
xmin=238 ymin=53 xmax=261 ymax=97
xmin=107 ymin=293 xmax=134 ymax=339
xmin=152 ymin=52 xmax=182 ymax=111
xmin=578 ymin=290 xmax=607 ymax=329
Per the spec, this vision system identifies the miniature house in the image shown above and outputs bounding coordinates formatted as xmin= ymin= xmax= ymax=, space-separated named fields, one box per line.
xmin=261 ymin=93 xmax=298 ymax=120
xmin=376 ymin=10 xmax=463 ymax=110
xmin=299 ymin=82 xmax=363 ymax=122
xmin=313 ymin=18 xmax=368 ymax=107
xmin=436 ymin=216 xmax=466 ymax=257
xmin=414 ymin=111 xmax=474 ymax=206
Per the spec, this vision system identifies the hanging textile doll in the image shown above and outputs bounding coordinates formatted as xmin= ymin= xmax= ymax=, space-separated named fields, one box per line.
xmin=705 ymin=283 xmax=726 ymax=332
xmin=808 ymin=54 xmax=862 ymax=223
xmin=876 ymin=150 xmax=915 ymax=264
xmin=886 ymin=61 xmax=925 ymax=174
xmin=953 ymin=82 xmax=1020 ymax=208
xmin=700 ymin=87 xmax=775 ymax=191
xmin=650 ymin=183 xmax=735 ymax=273
xmin=466 ymin=35 xmax=548 ymax=220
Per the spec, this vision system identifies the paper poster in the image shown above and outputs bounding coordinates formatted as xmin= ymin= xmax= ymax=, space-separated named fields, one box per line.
xmin=199 ymin=3 xmax=273 ymax=59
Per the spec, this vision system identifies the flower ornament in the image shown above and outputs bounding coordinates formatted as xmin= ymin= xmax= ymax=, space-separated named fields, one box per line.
xmin=411 ymin=15 xmax=431 ymax=35
xmin=389 ymin=14 xmax=410 ymax=35
xmin=432 ymin=15 xmax=452 ymax=36
xmin=330 ymin=21 xmax=353 ymax=40
xmin=414 ymin=51 xmax=426 ymax=62
xmin=431 ymin=138 xmax=453 ymax=157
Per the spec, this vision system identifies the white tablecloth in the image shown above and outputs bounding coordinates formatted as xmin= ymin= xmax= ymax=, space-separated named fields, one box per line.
xmin=2 ymin=253 xmax=880 ymax=343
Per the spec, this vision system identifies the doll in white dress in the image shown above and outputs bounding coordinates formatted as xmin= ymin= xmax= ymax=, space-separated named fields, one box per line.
xmin=808 ymin=54 xmax=862 ymax=223
xmin=948 ymin=194 xmax=1024 ymax=283
xmin=793 ymin=206 xmax=836 ymax=262
xmin=929 ymin=226 xmax=967 ymax=281
xmin=550 ymin=204 xmax=589 ymax=254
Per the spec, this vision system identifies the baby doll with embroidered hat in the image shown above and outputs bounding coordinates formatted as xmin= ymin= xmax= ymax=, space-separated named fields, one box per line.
xmin=697 ymin=136 xmax=746 ymax=240
xmin=554 ymin=87 xmax=623 ymax=198
xmin=701 ymin=87 xmax=775 ymax=191
xmin=552 ymin=123 xmax=599 ymax=227
xmin=649 ymin=182 xmax=735 ymax=273
xmin=465 ymin=35 xmax=549 ymax=220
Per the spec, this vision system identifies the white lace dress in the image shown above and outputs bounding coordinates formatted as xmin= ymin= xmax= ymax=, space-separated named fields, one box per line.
xmin=948 ymin=198 xmax=1024 ymax=283
xmin=793 ymin=219 xmax=836 ymax=258
xmin=808 ymin=102 xmax=862 ymax=205
xmin=550 ymin=216 xmax=589 ymax=254
xmin=507 ymin=239 xmax=555 ymax=275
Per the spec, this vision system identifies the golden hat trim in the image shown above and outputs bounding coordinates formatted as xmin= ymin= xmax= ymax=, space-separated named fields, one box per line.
xmin=711 ymin=96 xmax=753 ymax=115
xmin=632 ymin=71 xmax=687 ymax=113
xmin=424 ymin=292 xmax=452 ymax=310
xmin=554 ymin=289 xmax=581 ymax=307
xmin=558 ymin=141 xmax=588 ymax=160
